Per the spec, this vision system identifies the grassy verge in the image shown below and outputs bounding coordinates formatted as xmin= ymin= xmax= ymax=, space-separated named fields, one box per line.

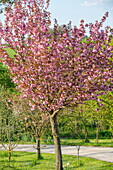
xmin=60 ymin=138 xmax=113 ymax=147
xmin=0 ymin=151 xmax=113 ymax=170
xmin=19 ymin=138 xmax=113 ymax=147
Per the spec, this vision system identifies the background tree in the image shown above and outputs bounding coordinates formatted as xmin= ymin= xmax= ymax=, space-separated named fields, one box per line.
xmin=98 ymin=92 xmax=113 ymax=138
xmin=0 ymin=86 xmax=22 ymax=161
xmin=13 ymin=96 xmax=49 ymax=160
xmin=58 ymin=108 xmax=85 ymax=141
xmin=0 ymin=0 xmax=113 ymax=169
xmin=0 ymin=62 xmax=15 ymax=90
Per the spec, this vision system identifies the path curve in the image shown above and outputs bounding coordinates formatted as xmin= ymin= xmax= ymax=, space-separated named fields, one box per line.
xmin=0 ymin=144 xmax=113 ymax=163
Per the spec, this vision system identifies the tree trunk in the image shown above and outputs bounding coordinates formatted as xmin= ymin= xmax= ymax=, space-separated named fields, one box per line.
xmin=75 ymin=116 xmax=79 ymax=132
xmin=96 ymin=123 xmax=99 ymax=144
xmin=50 ymin=114 xmax=63 ymax=170
xmin=8 ymin=150 xmax=11 ymax=161
xmin=36 ymin=137 xmax=41 ymax=160
xmin=84 ymin=127 xmax=89 ymax=142
xmin=8 ymin=141 xmax=11 ymax=161
xmin=81 ymin=119 xmax=89 ymax=143
xmin=91 ymin=121 xmax=93 ymax=131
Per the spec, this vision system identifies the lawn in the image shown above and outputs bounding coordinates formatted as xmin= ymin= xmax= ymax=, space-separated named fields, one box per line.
xmin=18 ymin=138 xmax=113 ymax=147
xmin=59 ymin=138 xmax=113 ymax=147
xmin=0 ymin=151 xmax=113 ymax=170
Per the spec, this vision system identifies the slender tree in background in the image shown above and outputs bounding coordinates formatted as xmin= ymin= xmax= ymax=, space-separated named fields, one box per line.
xmin=0 ymin=86 xmax=22 ymax=161
xmin=13 ymin=96 xmax=49 ymax=160
xmin=0 ymin=0 xmax=113 ymax=169
xmin=96 ymin=92 xmax=113 ymax=139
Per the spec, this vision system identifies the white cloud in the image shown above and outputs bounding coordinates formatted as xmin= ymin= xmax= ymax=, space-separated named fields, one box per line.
xmin=81 ymin=0 xmax=101 ymax=7
xmin=81 ymin=0 xmax=112 ymax=7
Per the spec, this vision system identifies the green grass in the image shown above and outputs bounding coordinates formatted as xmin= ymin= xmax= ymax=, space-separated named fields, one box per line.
xmin=59 ymin=138 xmax=113 ymax=147
xmin=18 ymin=138 xmax=113 ymax=147
xmin=0 ymin=151 xmax=113 ymax=170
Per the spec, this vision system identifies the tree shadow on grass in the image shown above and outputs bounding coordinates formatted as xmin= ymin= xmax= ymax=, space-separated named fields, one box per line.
xmin=12 ymin=152 xmax=35 ymax=157
xmin=0 ymin=164 xmax=19 ymax=170
xmin=0 ymin=160 xmax=38 ymax=163
xmin=0 ymin=151 xmax=36 ymax=158
xmin=100 ymin=164 xmax=113 ymax=170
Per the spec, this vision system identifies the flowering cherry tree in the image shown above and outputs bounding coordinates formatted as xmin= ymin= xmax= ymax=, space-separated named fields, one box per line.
xmin=0 ymin=0 xmax=113 ymax=169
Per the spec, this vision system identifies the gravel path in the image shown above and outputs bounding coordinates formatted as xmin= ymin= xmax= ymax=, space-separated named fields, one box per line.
xmin=1 ymin=144 xmax=113 ymax=163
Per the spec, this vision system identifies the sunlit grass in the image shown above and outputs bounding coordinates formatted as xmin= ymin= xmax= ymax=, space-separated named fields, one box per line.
xmin=18 ymin=138 xmax=113 ymax=147
xmin=59 ymin=138 xmax=113 ymax=147
xmin=0 ymin=151 xmax=113 ymax=170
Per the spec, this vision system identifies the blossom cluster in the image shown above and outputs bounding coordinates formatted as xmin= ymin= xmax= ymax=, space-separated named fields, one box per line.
xmin=0 ymin=0 xmax=113 ymax=113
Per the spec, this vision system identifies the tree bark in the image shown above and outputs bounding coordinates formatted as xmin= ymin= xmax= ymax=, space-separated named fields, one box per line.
xmin=84 ymin=127 xmax=89 ymax=142
xmin=96 ymin=123 xmax=99 ymax=144
xmin=81 ymin=118 xmax=89 ymax=143
xmin=8 ymin=141 xmax=11 ymax=161
xmin=75 ymin=116 xmax=79 ymax=132
xmin=36 ymin=136 xmax=41 ymax=160
xmin=50 ymin=114 xmax=63 ymax=170
xmin=8 ymin=150 xmax=11 ymax=161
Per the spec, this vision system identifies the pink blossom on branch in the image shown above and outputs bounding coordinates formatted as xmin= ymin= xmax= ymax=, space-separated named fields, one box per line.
xmin=0 ymin=0 xmax=112 ymax=113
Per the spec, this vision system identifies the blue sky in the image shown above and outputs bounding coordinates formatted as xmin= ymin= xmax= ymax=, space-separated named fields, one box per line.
xmin=0 ymin=0 xmax=113 ymax=30
xmin=49 ymin=0 xmax=113 ymax=29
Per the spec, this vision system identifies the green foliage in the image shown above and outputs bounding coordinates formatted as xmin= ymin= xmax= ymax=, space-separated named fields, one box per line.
xmin=99 ymin=131 xmax=112 ymax=139
xmin=57 ymin=91 xmax=113 ymax=142
xmin=3 ymin=48 xmax=16 ymax=58
xmin=21 ymin=133 xmax=32 ymax=142
xmin=110 ymin=38 xmax=113 ymax=46
xmin=0 ymin=63 xmax=15 ymax=90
